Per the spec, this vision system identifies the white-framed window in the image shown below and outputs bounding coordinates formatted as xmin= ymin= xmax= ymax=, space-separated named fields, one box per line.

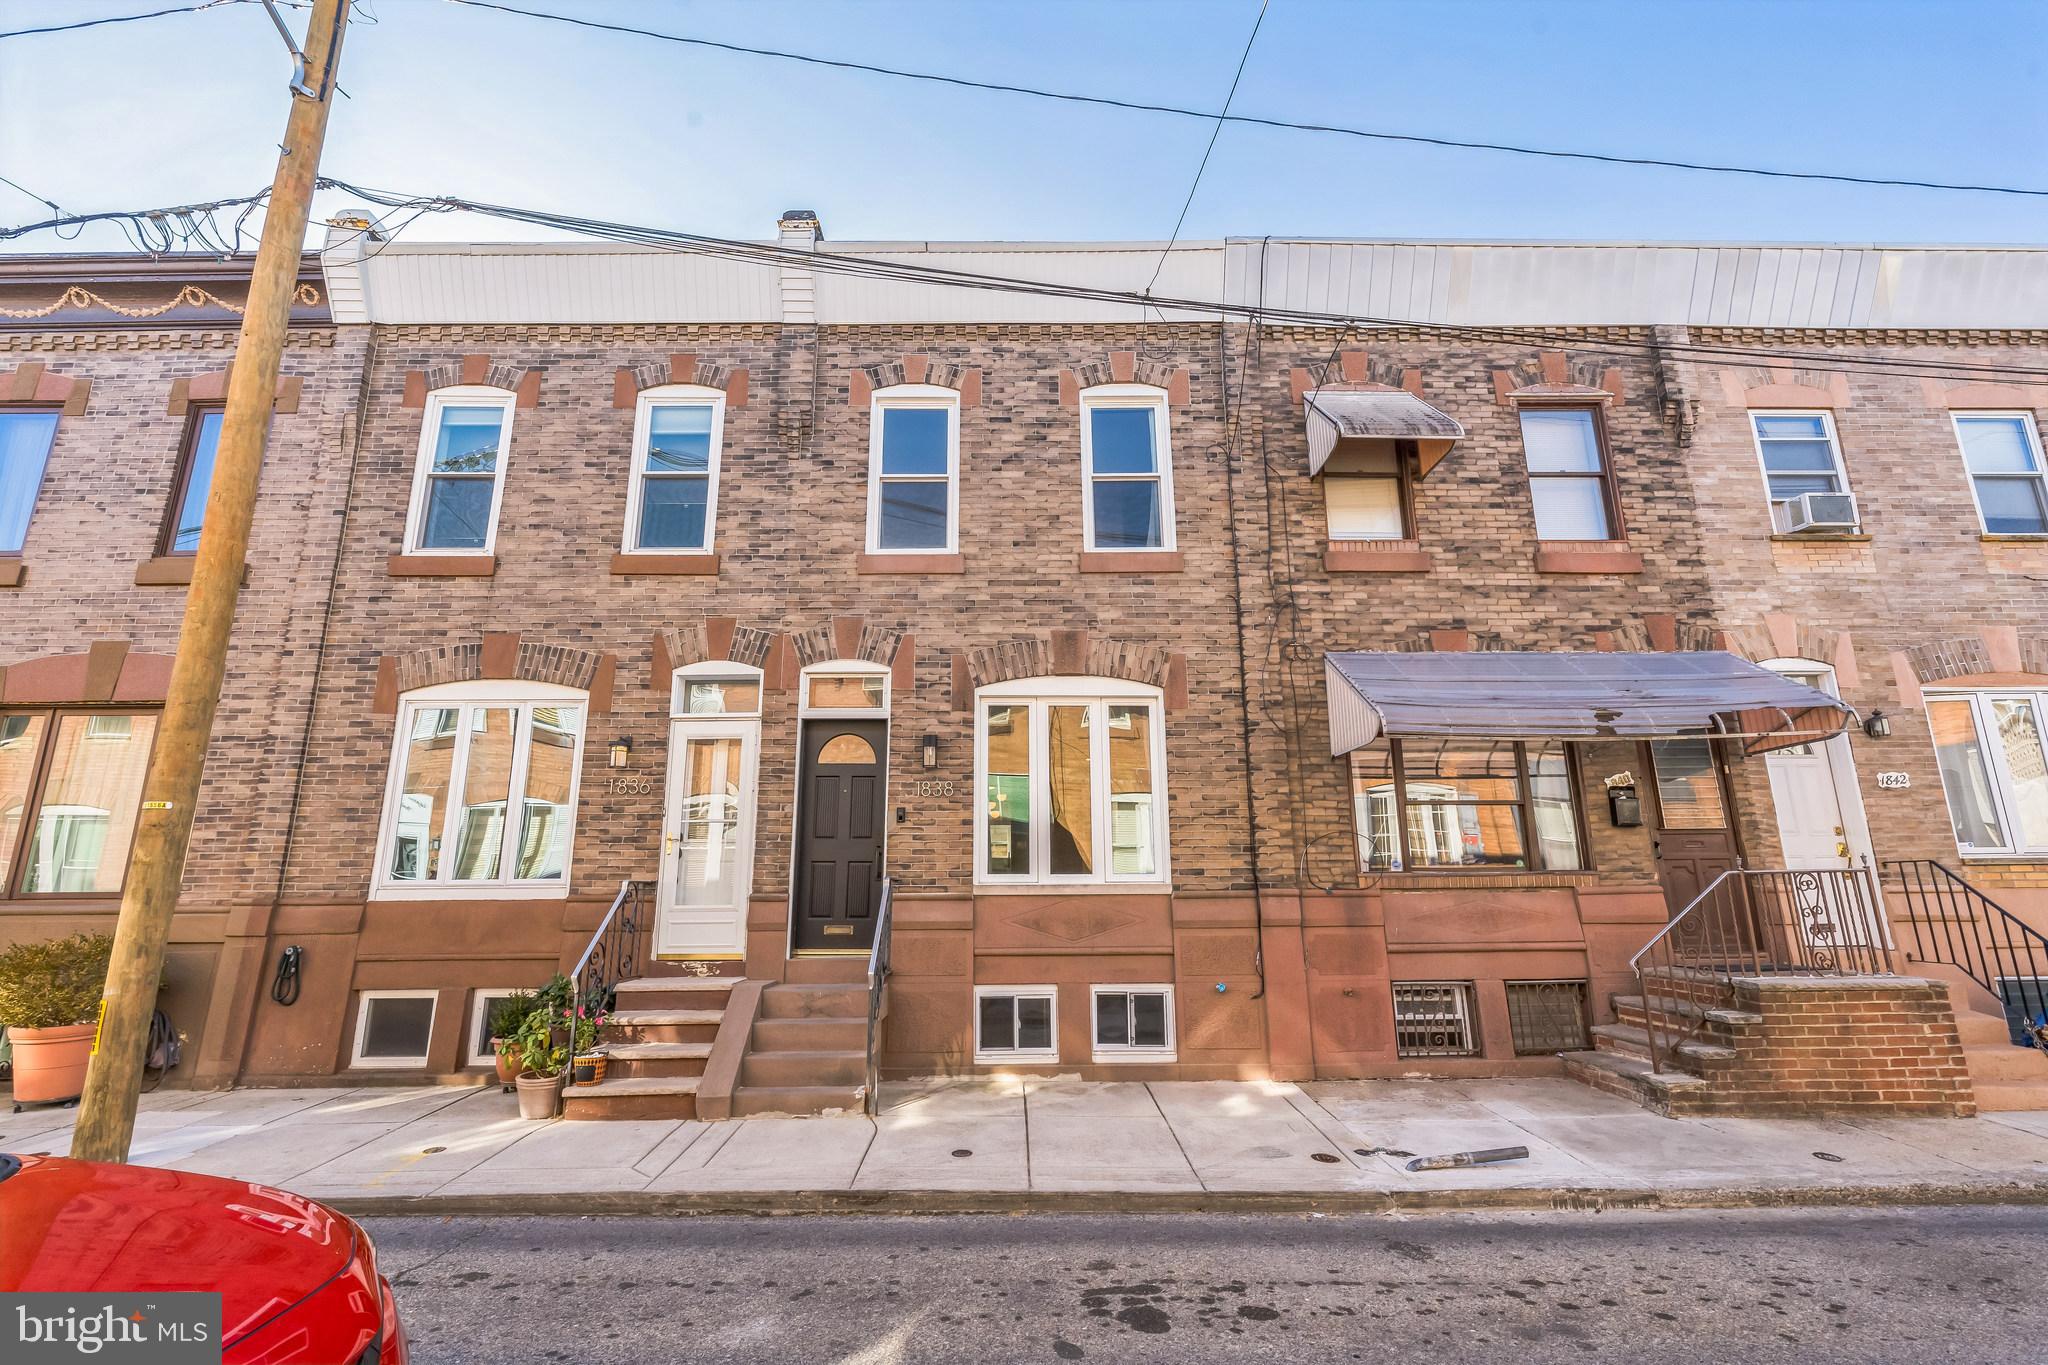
xmin=974 ymin=985 xmax=1058 ymax=1064
xmin=1954 ymin=412 xmax=2048 ymax=537
xmin=1926 ymin=689 xmax=2048 ymax=857
xmin=624 ymin=385 xmax=724 ymax=554
xmin=1090 ymin=984 xmax=1175 ymax=1062
xmin=467 ymin=988 xmax=524 ymax=1067
xmin=351 ymin=990 xmax=439 ymax=1069
xmin=801 ymin=661 xmax=891 ymax=717
xmin=1080 ymin=385 xmax=1176 ymax=552
xmin=404 ymin=387 xmax=516 ymax=555
xmin=867 ymin=385 xmax=959 ymax=553
xmin=373 ymin=680 xmax=587 ymax=898
xmin=1749 ymin=410 xmax=1852 ymax=529
xmin=672 ymin=660 xmax=764 ymax=718
xmin=975 ymin=677 xmax=1168 ymax=887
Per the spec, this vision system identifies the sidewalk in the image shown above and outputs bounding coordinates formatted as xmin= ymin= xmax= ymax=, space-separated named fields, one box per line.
xmin=8 ymin=1075 xmax=2048 ymax=1214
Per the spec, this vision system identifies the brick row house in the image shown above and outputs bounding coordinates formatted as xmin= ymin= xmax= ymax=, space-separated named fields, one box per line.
xmin=6 ymin=223 xmax=2048 ymax=1116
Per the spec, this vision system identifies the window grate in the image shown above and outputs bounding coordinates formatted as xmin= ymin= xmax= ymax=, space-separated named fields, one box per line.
xmin=1506 ymin=980 xmax=1590 ymax=1055
xmin=1392 ymin=982 xmax=1477 ymax=1058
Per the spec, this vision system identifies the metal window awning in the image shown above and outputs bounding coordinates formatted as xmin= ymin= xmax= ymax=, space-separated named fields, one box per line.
xmin=1305 ymin=390 xmax=1466 ymax=478
xmin=1324 ymin=650 xmax=1855 ymax=756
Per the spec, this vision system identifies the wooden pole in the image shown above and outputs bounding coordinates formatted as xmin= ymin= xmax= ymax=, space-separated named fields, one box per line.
xmin=70 ymin=0 xmax=349 ymax=1163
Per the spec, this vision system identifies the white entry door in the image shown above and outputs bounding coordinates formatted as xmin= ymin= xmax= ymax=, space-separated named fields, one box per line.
xmin=655 ymin=719 xmax=757 ymax=957
xmin=1765 ymin=733 xmax=1851 ymax=869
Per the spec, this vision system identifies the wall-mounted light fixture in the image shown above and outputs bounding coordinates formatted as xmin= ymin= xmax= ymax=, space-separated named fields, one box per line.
xmin=921 ymin=733 xmax=939 ymax=769
xmin=608 ymin=737 xmax=633 ymax=768
xmin=1863 ymin=711 xmax=1892 ymax=740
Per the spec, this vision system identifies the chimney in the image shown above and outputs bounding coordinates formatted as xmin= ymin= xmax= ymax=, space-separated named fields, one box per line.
xmin=777 ymin=210 xmax=820 ymax=325
xmin=778 ymin=209 xmax=822 ymax=247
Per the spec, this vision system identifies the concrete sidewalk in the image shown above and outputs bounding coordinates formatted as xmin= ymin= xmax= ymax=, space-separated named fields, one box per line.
xmin=8 ymin=1075 xmax=2048 ymax=1213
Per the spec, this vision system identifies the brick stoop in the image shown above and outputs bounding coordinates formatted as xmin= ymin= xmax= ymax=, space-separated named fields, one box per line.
xmin=561 ymin=975 xmax=737 ymax=1121
xmin=1562 ymin=968 xmax=1981 ymax=1118
xmin=1950 ymin=993 xmax=2048 ymax=1111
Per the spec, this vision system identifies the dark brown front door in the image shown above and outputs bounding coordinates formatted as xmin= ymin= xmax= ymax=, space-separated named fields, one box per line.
xmin=1647 ymin=738 xmax=1748 ymax=945
xmin=793 ymin=718 xmax=886 ymax=952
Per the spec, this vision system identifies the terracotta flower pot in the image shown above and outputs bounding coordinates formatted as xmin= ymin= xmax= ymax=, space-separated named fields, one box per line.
xmin=8 ymin=1023 xmax=96 ymax=1105
xmin=493 ymin=1041 xmax=522 ymax=1086
xmin=515 ymin=1072 xmax=563 ymax=1120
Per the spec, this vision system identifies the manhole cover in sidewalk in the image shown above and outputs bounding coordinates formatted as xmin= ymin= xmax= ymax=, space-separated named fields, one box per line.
xmin=1812 ymin=1151 xmax=1845 ymax=1162
xmin=422 ymin=1146 xmax=447 ymax=1155
xmin=1310 ymin=1152 xmax=1341 ymax=1163
xmin=951 ymin=1149 xmax=973 ymax=1158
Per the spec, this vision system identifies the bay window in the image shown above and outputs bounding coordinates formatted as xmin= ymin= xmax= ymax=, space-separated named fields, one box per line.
xmin=1351 ymin=737 xmax=1584 ymax=873
xmin=1927 ymin=691 xmax=2048 ymax=856
xmin=375 ymin=683 xmax=586 ymax=896
xmin=976 ymin=683 xmax=1167 ymax=886
xmin=403 ymin=389 xmax=515 ymax=554
xmin=1080 ymin=386 xmax=1176 ymax=552
xmin=0 ymin=709 xmax=158 ymax=896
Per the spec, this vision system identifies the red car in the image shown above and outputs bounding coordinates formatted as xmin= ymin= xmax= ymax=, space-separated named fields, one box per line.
xmin=0 ymin=1151 xmax=405 ymax=1364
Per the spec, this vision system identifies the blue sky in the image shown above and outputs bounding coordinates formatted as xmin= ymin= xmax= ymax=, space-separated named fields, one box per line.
xmin=3 ymin=0 xmax=2046 ymax=253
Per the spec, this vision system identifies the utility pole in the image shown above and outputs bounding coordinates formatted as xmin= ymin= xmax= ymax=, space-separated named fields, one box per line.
xmin=71 ymin=0 xmax=350 ymax=1163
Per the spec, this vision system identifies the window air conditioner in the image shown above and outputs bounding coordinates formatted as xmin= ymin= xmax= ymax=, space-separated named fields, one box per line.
xmin=1778 ymin=491 xmax=1859 ymax=534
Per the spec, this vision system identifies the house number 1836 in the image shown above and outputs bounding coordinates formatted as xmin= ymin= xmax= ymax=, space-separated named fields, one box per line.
xmin=606 ymin=776 xmax=656 ymax=796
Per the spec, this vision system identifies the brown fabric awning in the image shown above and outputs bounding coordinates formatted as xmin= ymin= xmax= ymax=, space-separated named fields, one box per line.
xmin=1304 ymin=389 xmax=1465 ymax=477
xmin=1324 ymin=650 xmax=1855 ymax=756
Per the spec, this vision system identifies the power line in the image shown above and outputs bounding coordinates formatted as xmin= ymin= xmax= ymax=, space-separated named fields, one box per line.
xmin=440 ymin=0 xmax=2048 ymax=200
xmin=0 ymin=173 xmax=62 ymax=215
xmin=0 ymin=0 xmax=245 ymax=40
xmin=1145 ymin=0 xmax=1266 ymax=299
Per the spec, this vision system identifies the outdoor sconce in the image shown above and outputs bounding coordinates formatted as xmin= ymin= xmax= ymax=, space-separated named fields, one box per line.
xmin=608 ymin=738 xmax=632 ymax=769
xmin=921 ymin=733 xmax=940 ymax=769
xmin=1863 ymin=711 xmax=1892 ymax=740
xmin=1604 ymin=771 xmax=1643 ymax=828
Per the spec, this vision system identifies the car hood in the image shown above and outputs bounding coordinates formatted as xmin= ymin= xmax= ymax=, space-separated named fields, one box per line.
xmin=0 ymin=1153 xmax=357 ymax=1346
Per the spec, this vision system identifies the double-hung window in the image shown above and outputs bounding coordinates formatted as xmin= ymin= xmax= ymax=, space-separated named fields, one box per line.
xmin=625 ymin=387 xmax=723 ymax=554
xmin=1519 ymin=406 xmax=1617 ymax=541
xmin=161 ymin=407 xmax=223 ymax=555
xmin=375 ymin=683 xmax=586 ymax=896
xmin=0 ymin=409 xmax=60 ymax=555
xmin=867 ymin=386 xmax=958 ymax=553
xmin=1926 ymin=690 xmax=2048 ymax=856
xmin=0 ymin=708 xmax=158 ymax=896
xmin=1323 ymin=443 xmax=1411 ymax=541
xmin=404 ymin=389 xmax=514 ymax=555
xmin=1081 ymin=386 xmax=1175 ymax=552
xmin=1954 ymin=413 xmax=2048 ymax=536
xmin=976 ymin=682 xmax=1168 ymax=886
xmin=1750 ymin=411 xmax=1853 ymax=530
xmin=1350 ymin=738 xmax=1583 ymax=873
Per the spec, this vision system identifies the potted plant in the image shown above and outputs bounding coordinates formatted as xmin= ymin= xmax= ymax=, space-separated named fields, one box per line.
xmin=509 ymin=1006 xmax=567 ymax=1120
xmin=0 ymin=932 xmax=114 ymax=1106
xmin=488 ymin=989 xmax=536 ymax=1087
xmin=569 ymin=1004 xmax=610 ymax=1086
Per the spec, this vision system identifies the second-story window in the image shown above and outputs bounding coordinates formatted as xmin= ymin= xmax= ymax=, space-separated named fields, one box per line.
xmin=1750 ymin=410 xmax=1854 ymax=531
xmin=0 ymin=409 xmax=60 ymax=555
xmin=1081 ymin=386 xmax=1176 ymax=552
xmin=1324 ymin=443 xmax=1412 ymax=541
xmin=625 ymin=387 xmax=723 ymax=554
xmin=404 ymin=388 xmax=514 ymax=555
xmin=1955 ymin=413 xmax=2048 ymax=536
xmin=867 ymin=386 xmax=958 ymax=553
xmin=1518 ymin=406 xmax=1617 ymax=541
xmin=160 ymin=407 xmax=223 ymax=555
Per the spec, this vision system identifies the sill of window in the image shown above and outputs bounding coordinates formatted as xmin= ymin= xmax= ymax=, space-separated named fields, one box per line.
xmin=367 ymin=885 xmax=571 ymax=901
xmin=1533 ymin=542 xmax=1644 ymax=574
xmin=972 ymin=883 xmax=1172 ymax=896
xmin=1366 ymin=870 xmax=1600 ymax=890
xmin=857 ymin=551 xmax=965 ymax=575
xmin=1091 ymin=1052 xmax=1179 ymax=1065
xmin=611 ymin=551 xmax=720 ymax=576
xmin=0 ymin=556 xmax=22 ymax=589
xmin=1954 ymin=854 xmax=2048 ymax=866
xmin=1078 ymin=550 xmax=1185 ymax=574
xmin=1325 ymin=542 xmax=1432 ymax=573
xmin=1768 ymin=532 xmax=1871 ymax=544
xmin=388 ymin=553 xmax=498 ymax=578
xmin=133 ymin=557 xmax=249 ymax=588
xmin=1980 ymin=534 xmax=2048 ymax=544
xmin=973 ymin=1053 xmax=1059 ymax=1067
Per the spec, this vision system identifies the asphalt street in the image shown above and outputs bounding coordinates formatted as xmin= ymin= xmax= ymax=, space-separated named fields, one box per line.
xmin=366 ymin=1206 xmax=2048 ymax=1363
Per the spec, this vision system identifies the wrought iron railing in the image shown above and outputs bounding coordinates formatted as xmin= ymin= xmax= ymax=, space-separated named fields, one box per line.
xmin=1630 ymin=866 xmax=1894 ymax=1073
xmin=863 ymin=878 xmax=894 ymax=1117
xmin=1888 ymin=859 xmax=2048 ymax=1047
xmin=561 ymin=878 xmax=653 ymax=1084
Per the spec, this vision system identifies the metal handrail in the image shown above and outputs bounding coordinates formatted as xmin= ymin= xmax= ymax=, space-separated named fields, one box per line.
xmin=1888 ymin=859 xmax=2048 ymax=1047
xmin=1632 ymin=865 xmax=1894 ymax=1073
xmin=561 ymin=878 xmax=653 ymax=1086
xmin=863 ymin=878 xmax=894 ymax=1117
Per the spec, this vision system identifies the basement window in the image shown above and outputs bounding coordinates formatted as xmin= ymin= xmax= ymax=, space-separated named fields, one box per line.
xmin=1392 ymin=982 xmax=1478 ymax=1058
xmin=1995 ymin=977 xmax=2048 ymax=1047
xmin=467 ymin=988 xmax=524 ymax=1067
xmin=974 ymin=986 xmax=1057 ymax=1064
xmin=1091 ymin=985 xmax=1175 ymax=1062
xmin=351 ymin=990 xmax=438 ymax=1069
xmin=1505 ymin=980 xmax=1590 ymax=1055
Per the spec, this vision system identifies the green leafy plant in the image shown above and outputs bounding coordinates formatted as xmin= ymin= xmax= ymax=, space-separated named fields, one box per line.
xmin=509 ymin=1005 xmax=566 ymax=1078
xmin=487 ymin=989 xmax=536 ymax=1041
xmin=567 ymin=1004 xmax=609 ymax=1056
xmin=534 ymin=974 xmax=573 ymax=1012
xmin=0 ymin=933 xmax=114 ymax=1030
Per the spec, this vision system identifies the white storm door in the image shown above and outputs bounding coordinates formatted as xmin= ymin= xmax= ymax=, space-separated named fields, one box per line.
xmin=656 ymin=720 xmax=758 ymax=957
xmin=1765 ymin=740 xmax=1850 ymax=869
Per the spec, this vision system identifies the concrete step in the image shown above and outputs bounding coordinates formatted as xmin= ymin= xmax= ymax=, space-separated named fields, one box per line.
xmin=1591 ymin=1022 xmax=1736 ymax=1070
xmin=1954 ymin=1008 xmax=2020 ymax=1047
xmin=1613 ymin=993 xmax=1762 ymax=1032
xmin=603 ymin=1041 xmax=713 ymax=1081
xmin=614 ymin=977 xmax=736 ymax=1012
xmin=752 ymin=1015 xmax=867 ymax=1052
xmin=603 ymin=1009 xmax=723 ymax=1045
xmin=637 ymin=959 xmax=745 ymax=980
xmin=759 ymin=983 xmax=867 ymax=1019
xmin=561 ymin=1075 xmax=700 ymax=1121
xmin=1961 ymin=1043 xmax=2048 ymax=1085
xmin=782 ymin=957 xmax=868 ymax=984
xmin=1969 ymin=1079 xmax=2048 ymax=1112
xmin=731 ymin=1083 xmax=864 ymax=1117
xmin=739 ymin=1049 xmax=865 ymax=1088
xmin=1561 ymin=1049 xmax=1710 ymax=1117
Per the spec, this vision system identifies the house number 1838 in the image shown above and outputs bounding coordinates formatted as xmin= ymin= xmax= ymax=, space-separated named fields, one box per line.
xmin=914 ymin=780 xmax=956 ymax=798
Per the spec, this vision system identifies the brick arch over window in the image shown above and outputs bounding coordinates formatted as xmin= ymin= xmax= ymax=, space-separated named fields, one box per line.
xmin=373 ymin=633 xmax=615 ymax=714
xmin=1288 ymin=347 xmax=1426 ymax=403
xmin=1886 ymin=626 xmax=2048 ymax=709
xmin=613 ymin=353 xmax=750 ymax=408
xmin=1059 ymin=352 xmax=1191 ymax=407
xmin=1491 ymin=349 xmax=1623 ymax=405
xmin=166 ymin=362 xmax=300 ymax=416
xmin=400 ymin=354 xmax=542 ymax=409
xmin=649 ymin=615 xmax=914 ymax=694
xmin=849 ymin=354 xmax=982 ymax=408
xmin=953 ymin=629 xmax=1188 ymax=711
xmin=1708 ymin=614 xmax=1861 ymax=691
xmin=0 ymin=641 xmax=172 ymax=704
xmin=0 ymin=360 xmax=91 ymax=415
xmin=1718 ymin=366 xmax=1848 ymax=409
